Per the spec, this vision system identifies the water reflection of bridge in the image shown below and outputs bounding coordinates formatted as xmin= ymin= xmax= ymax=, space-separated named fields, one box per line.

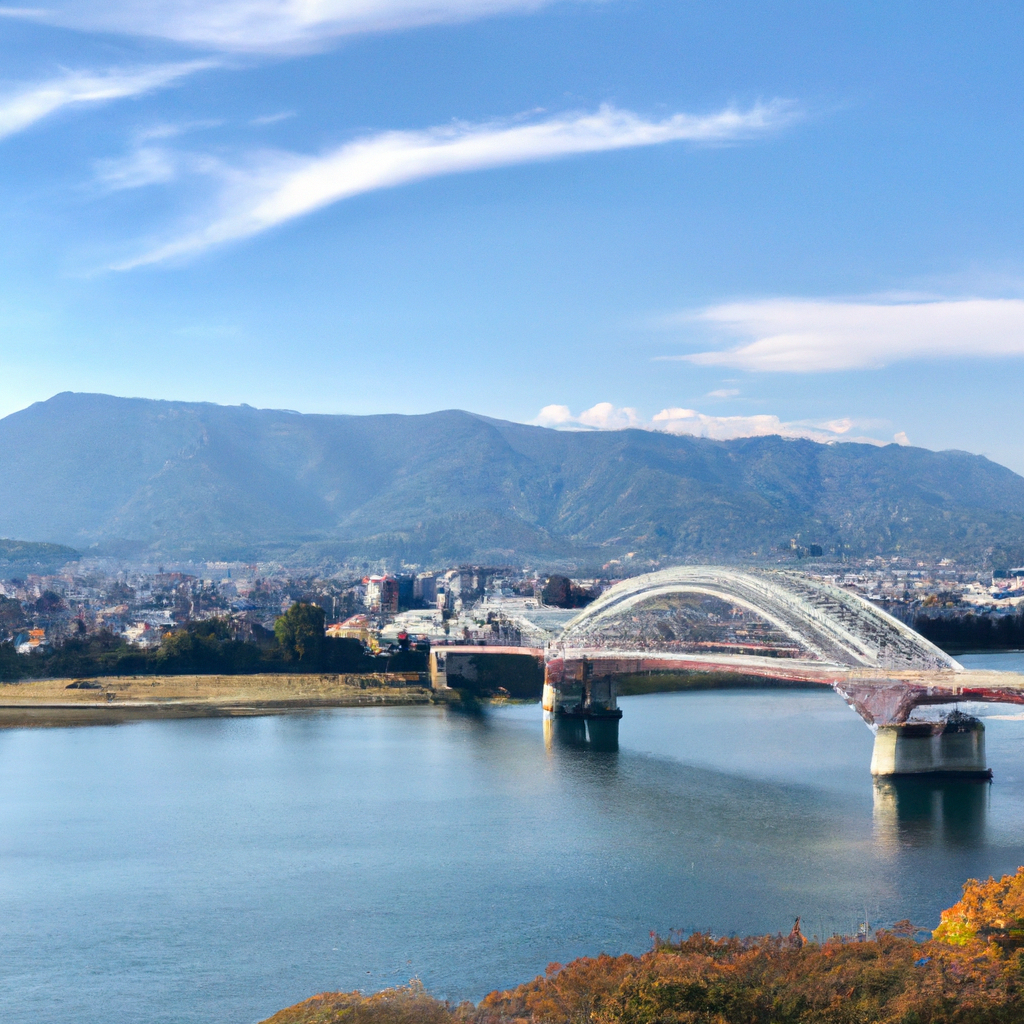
xmin=542 ymin=567 xmax=1024 ymax=778
xmin=873 ymin=777 xmax=989 ymax=848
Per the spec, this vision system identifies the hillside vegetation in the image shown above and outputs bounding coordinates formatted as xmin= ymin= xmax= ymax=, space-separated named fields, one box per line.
xmin=0 ymin=537 xmax=79 ymax=573
xmin=2 ymin=392 xmax=1023 ymax=567
xmin=263 ymin=868 xmax=1024 ymax=1024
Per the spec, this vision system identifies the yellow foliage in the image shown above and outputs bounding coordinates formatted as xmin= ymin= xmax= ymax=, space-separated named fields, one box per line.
xmin=933 ymin=866 xmax=1024 ymax=951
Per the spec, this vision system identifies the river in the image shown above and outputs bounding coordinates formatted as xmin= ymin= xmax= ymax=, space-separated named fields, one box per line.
xmin=4 ymin=655 xmax=1024 ymax=1024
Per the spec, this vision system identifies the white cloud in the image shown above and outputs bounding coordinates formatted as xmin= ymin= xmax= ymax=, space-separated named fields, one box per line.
xmin=0 ymin=62 xmax=214 ymax=141
xmin=670 ymin=296 xmax=1024 ymax=372
xmin=578 ymin=402 xmax=641 ymax=429
xmin=535 ymin=404 xmax=575 ymax=427
xmin=534 ymin=403 xmax=890 ymax=445
xmin=95 ymin=146 xmax=178 ymax=190
xmin=537 ymin=402 xmax=641 ymax=430
xmin=251 ymin=110 xmax=296 ymax=125
xmin=114 ymin=100 xmax=797 ymax=268
xmin=137 ymin=119 xmax=224 ymax=141
xmin=0 ymin=0 xmax=601 ymax=52
xmin=650 ymin=408 xmax=882 ymax=444
xmin=706 ymin=388 xmax=738 ymax=398
xmin=95 ymin=122 xmax=226 ymax=191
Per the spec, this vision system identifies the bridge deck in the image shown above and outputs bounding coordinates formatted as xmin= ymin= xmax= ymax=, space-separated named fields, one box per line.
xmin=547 ymin=650 xmax=1024 ymax=725
xmin=432 ymin=645 xmax=544 ymax=657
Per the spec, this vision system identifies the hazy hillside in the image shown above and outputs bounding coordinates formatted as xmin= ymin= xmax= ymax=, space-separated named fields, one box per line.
xmin=0 ymin=538 xmax=79 ymax=574
xmin=1 ymin=392 xmax=1022 ymax=567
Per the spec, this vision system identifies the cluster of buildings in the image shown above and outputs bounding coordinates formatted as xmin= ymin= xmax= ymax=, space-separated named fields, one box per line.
xmin=804 ymin=558 xmax=1024 ymax=614
xmin=332 ymin=569 xmax=584 ymax=650
xmin=361 ymin=568 xmax=526 ymax=615
xmin=0 ymin=561 xmax=580 ymax=654
xmin=0 ymin=553 xmax=1019 ymax=656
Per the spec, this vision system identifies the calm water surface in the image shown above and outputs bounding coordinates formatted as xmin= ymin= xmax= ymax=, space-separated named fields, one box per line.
xmin=4 ymin=666 xmax=1024 ymax=1024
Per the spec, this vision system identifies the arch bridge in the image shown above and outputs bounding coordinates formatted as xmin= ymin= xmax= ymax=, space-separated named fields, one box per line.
xmin=543 ymin=567 xmax=1024 ymax=777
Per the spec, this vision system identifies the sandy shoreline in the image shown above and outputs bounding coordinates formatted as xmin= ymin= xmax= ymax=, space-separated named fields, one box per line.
xmin=0 ymin=673 xmax=448 ymax=727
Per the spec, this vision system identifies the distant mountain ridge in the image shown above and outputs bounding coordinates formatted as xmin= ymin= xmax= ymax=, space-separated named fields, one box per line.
xmin=0 ymin=392 xmax=1022 ymax=568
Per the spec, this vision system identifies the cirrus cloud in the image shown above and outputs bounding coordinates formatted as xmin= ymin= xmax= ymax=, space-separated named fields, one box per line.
xmin=0 ymin=61 xmax=214 ymax=141
xmin=113 ymin=99 xmax=798 ymax=268
xmin=0 ymin=0 xmax=605 ymax=52
xmin=669 ymin=296 xmax=1024 ymax=372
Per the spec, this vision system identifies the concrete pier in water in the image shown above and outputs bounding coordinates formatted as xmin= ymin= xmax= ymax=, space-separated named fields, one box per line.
xmin=869 ymin=714 xmax=990 ymax=778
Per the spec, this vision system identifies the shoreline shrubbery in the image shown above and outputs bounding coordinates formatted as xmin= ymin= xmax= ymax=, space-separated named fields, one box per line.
xmin=262 ymin=868 xmax=1024 ymax=1024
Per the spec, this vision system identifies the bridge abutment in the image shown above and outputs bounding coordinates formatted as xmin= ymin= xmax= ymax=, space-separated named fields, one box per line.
xmin=870 ymin=714 xmax=990 ymax=778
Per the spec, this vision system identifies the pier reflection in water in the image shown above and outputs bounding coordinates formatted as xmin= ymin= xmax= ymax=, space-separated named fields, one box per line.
xmin=873 ymin=777 xmax=990 ymax=849
xmin=544 ymin=715 xmax=619 ymax=752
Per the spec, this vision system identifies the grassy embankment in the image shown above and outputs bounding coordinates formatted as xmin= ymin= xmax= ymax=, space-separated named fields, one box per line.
xmin=263 ymin=868 xmax=1024 ymax=1024
xmin=0 ymin=667 xmax=806 ymax=726
xmin=0 ymin=673 xmax=445 ymax=727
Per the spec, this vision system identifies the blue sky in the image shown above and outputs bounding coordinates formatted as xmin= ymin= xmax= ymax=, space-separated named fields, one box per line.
xmin=2 ymin=1 xmax=1024 ymax=470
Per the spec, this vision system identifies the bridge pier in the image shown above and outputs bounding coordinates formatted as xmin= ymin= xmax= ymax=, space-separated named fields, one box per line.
xmin=545 ymin=656 xmax=999 ymax=776
xmin=543 ymin=657 xmax=622 ymax=721
xmin=870 ymin=713 xmax=990 ymax=778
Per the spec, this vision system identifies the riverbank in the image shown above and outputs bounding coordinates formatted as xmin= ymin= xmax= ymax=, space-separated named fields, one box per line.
xmin=0 ymin=673 xmax=447 ymax=727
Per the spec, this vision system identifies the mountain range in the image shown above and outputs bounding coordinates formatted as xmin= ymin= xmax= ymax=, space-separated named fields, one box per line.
xmin=1 ymin=392 xmax=1022 ymax=569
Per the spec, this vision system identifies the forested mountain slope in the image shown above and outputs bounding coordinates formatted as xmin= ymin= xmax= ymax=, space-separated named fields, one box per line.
xmin=1 ymin=392 xmax=1021 ymax=567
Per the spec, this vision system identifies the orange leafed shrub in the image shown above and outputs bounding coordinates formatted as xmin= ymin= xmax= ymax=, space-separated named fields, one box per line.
xmin=933 ymin=866 xmax=1024 ymax=951
xmin=261 ymin=982 xmax=468 ymax=1024
xmin=477 ymin=954 xmax=638 ymax=1024
xmin=263 ymin=870 xmax=1024 ymax=1024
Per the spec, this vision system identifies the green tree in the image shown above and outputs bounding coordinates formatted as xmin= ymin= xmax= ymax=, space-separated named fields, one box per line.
xmin=0 ymin=595 xmax=26 ymax=638
xmin=274 ymin=602 xmax=326 ymax=664
xmin=0 ymin=640 xmax=28 ymax=680
xmin=541 ymin=575 xmax=594 ymax=609
xmin=34 ymin=591 xmax=65 ymax=614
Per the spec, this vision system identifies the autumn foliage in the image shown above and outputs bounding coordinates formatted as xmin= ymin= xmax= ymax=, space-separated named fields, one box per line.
xmin=933 ymin=865 xmax=1024 ymax=952
xmin=263 ymin=870 xmax=1024 ymax=1024
xmin=263 ymin=984 xmax=465 ymax=1024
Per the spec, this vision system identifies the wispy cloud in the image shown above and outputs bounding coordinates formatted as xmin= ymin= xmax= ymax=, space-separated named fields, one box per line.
xmin=136 ymin=119 xmax=224 ymax=141
xmin=0 ymin=62 xmax=214 ymax=141
xmin=113 ymin=100 xmax=798 ymax=268
xmin=666 ymin=296 xmax=1024 ymax=372
xmin=95 ymin=147 xmax=178 ymax=191
xmin=0 ymin=0 xmax=603 ymax=52
xmin=250 ymin=111 xmax=296 ymax=126
xmin=535 ymin=402 xmax=892 ymax=445
xmin=94 ymin=120 xmax=226 ymax=190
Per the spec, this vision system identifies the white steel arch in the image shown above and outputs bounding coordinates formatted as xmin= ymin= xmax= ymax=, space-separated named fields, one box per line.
xmin=557 ymin=566 xmax=959 ymax=672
